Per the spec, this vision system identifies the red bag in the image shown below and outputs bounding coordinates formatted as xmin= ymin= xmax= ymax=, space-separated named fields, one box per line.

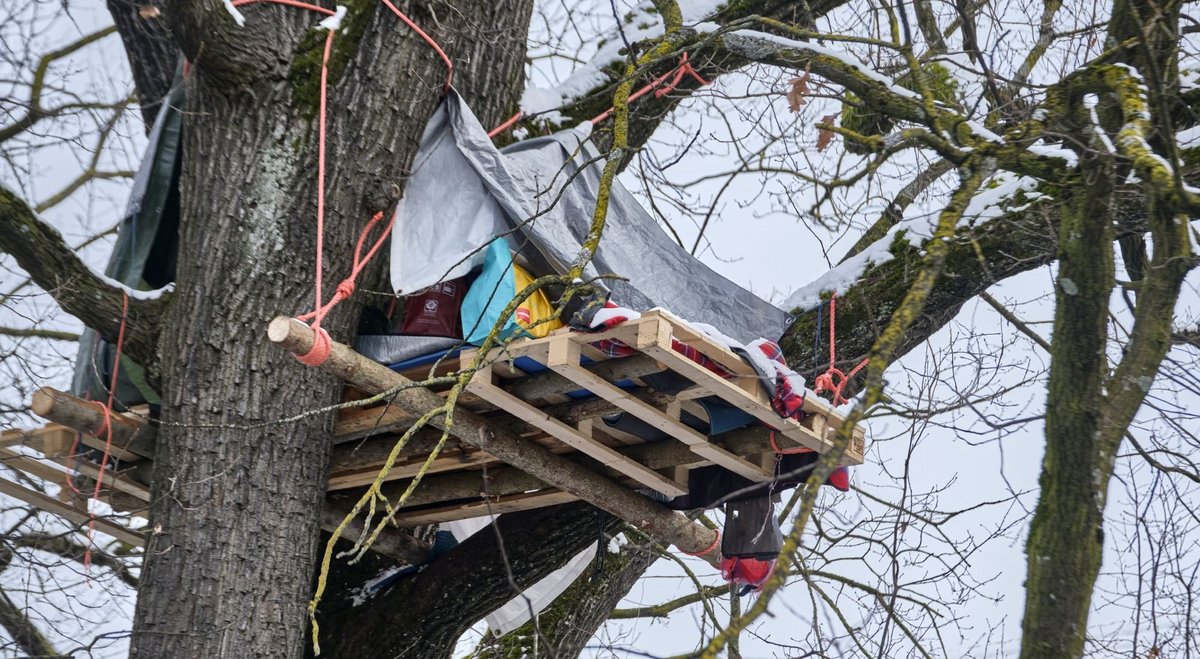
xmin=399 ymin=278 xmax=466 ymax=338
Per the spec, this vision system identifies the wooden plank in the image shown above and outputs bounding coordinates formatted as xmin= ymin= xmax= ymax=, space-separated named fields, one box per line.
xmin=636 ymin=317 xmax=865 ymax=466
xmin=268 ymin=316 xmax=722 ymax=562
xmin=327 ymin=450 xmax=493 ymax=490
xmin=0 ymin=477 xmax=144 ymax=547
xmin=0 ymin=446 xmax=66 ymax=484
xmin=467 ymin=366 xmax=686 ymax=497
xmin=1 ymin=446 xmax=151 ymax=509
xmin=54 ymin=458 xmax=151 ymax=501
xmin=640 ymin=309 xmax=758 ymax=383
xmin=392 ymin=489 xmax=578 ymax=526
xmin=545 ymin=336 xmax=773 ymax=481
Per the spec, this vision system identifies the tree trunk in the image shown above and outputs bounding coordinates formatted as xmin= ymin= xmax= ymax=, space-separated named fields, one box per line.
xmin=1019 ymin=151 xmax=1115 ymax=658
xmin=131 ymin=1 xmax=531 ymax=656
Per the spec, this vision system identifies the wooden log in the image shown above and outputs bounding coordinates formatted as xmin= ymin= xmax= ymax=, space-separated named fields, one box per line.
xmin=31 ymin=387 xmax=154 ymax=462
xmin=267 ymin=317 xmax=721 ymax=563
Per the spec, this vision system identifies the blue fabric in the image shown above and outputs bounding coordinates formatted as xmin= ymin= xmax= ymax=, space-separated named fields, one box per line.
xmin=461 ymin=239 xmax=527 ymax=345
xmin=387 ymin=347 xmax=462 ymax=372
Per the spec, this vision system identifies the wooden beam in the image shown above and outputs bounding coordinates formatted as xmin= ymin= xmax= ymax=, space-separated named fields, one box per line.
xmin=636 ymin=313 xmax=865 ymax=465
xmin=466 ymin=363 xmax=685 ymax=497
xmin=392 ymin=489 xmax=577 ymax=526
xmin=370 ymin=424 xmax=802 ymax=516
xmin=545 ymin=335 xmax=773 ymax=481
xmin=0 ymin=477 xmax=144 ymax=547
xmin=267 ymin=317 xmax=720 ymax=563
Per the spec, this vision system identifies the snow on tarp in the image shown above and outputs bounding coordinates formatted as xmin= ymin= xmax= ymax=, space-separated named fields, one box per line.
xmin=390 ymin=90 xmax=791 ymax=343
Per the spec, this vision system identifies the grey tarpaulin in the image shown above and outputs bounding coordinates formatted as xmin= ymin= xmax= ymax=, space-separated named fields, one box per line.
xmin=390 ymin=91 xmax=790 ymax=344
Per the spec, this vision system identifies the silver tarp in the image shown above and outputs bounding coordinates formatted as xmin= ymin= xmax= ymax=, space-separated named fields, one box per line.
xmin=390 ymin=91 xmax=790 ymax=343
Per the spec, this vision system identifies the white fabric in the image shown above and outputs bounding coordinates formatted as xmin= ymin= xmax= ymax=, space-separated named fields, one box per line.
xmin=443 ymin=518 xmax=596 ymax=636
xmin=485 ymin=546 xmax=596 ymax=636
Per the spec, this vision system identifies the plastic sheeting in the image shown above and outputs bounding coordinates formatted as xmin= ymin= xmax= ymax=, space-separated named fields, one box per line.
xmin=72 ymin=71 xmax=185 ymax=406
xmin=390 ymin=91 xmax=791 ymax=344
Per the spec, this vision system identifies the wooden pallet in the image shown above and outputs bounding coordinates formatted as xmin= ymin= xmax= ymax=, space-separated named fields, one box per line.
xmin=2 ymin=311 xmax=866 ymax=546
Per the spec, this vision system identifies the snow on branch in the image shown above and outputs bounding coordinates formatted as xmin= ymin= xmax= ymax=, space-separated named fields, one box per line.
xmin=0 ymin=185 xmax=168 ymax=368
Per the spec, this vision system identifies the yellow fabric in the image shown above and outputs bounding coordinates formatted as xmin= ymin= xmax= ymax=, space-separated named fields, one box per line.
xmin=512 ymin=264 xmax=563 ymax=338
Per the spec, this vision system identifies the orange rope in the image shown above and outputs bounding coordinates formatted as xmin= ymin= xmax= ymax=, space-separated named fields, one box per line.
xmin=380 ymin=0 xmax=454 ymax=93
xmin=812 ymin=293 xmax=868 ymax=406
xmin=223 ymin=0 xmax=450 ymax=366
xmin=769 ymin=430 xmax=812 ymax=456
xmin=83 ymin=291 xmax=128 ymax=570
xmin=488 ymin=52 xmax=709 ymax=138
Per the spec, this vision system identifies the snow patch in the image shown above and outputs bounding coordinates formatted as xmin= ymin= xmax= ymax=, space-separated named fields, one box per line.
xmin=94 ymin=271 xmax=174 ymax=301
xmin=783 ymin=234 xmax=898 ymax=310
xmin=222 ymin=0 xmax=246 ymax=26
xmin=350 ymin=566 xmax=406 ymax=606
xmin=318 ymin=5 xmax=347 ymax=31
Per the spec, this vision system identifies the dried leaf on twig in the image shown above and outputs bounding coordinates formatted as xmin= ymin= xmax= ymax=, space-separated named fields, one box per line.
xmin=816 ymin=113 xmax=838 ymax=151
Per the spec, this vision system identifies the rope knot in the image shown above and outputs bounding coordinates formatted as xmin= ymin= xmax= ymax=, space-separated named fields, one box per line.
xmin=334 ymin=279 xmax=356 ymax=300
xmin=655 ymin=52 xmax=710 ymax=98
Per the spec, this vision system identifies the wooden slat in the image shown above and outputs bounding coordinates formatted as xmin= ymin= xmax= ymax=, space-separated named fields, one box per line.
xmin=0 ymin=477 xmax=144 ymax=547
xmin=0 ymin=446 xmax=151 ymax=518
xmin=327 ymin=449 xmax=491 ymax=490
xmin=392 ymin=489 xmax=578 ymax=526
xmin=636 ymin=316 xmax=864 ymax=466
xmin=0 ymin=446 xmax=65 ymax=484
xmin=467 ymin=366 xmax=685 ymax=497
xmin=641 ymin=309 xmax=758 ymax=387
xmin=545 ymin=335 xmax=773 ymax=481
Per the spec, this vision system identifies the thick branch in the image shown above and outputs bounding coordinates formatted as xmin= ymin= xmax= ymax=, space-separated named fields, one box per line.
xmin=105 ymin=0 xmax=178 ymax=128
xmin=0 ymin=586 xmax=57 ymax=659
xmin=0 ymin=186 xmax=166 ymax=367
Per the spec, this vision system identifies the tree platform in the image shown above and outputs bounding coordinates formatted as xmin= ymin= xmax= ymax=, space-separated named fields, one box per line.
xmin=1 ymin=310 xmax=865 ymax=554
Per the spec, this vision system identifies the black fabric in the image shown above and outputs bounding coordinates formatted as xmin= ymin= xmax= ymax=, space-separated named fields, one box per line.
xmin=722 ymin=497 xmax=783 ymax=560
xmin=72 ymin=67 xmax=185 ymax=408
xmin=666 ymin=450 xmax=820 ymax=510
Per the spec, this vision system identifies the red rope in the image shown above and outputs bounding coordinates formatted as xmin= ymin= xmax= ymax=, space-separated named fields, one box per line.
xmin=82 ymin=292 xmax=128 ymax=570
xmin=487 ymin=111 xmax=523 ymax=138
xmin=653 ymin=52 xmax=707 ymax=98
xmin=681 ymin=529 xmax=720 ymax=557
xmin=812 ymin=293 xmax=869 ymax=406
xmin=381 ymin=0 xmax=454 ymax=93
xmin=590 ymin=53 xmax=707 ymax=124
xmin=488 ymin=52 xmax=709 ymax=138
xmin=223 ymin=0 xmax=430 ymax=366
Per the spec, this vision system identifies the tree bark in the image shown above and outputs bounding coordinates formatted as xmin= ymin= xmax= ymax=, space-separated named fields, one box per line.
xmin=1019 ymin=152 xmax=1115 ymax=659
xmin=321 ymin=502 xmax=623 ymax=658
xmin=130 ymin=1 xmax=532 ymax=656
